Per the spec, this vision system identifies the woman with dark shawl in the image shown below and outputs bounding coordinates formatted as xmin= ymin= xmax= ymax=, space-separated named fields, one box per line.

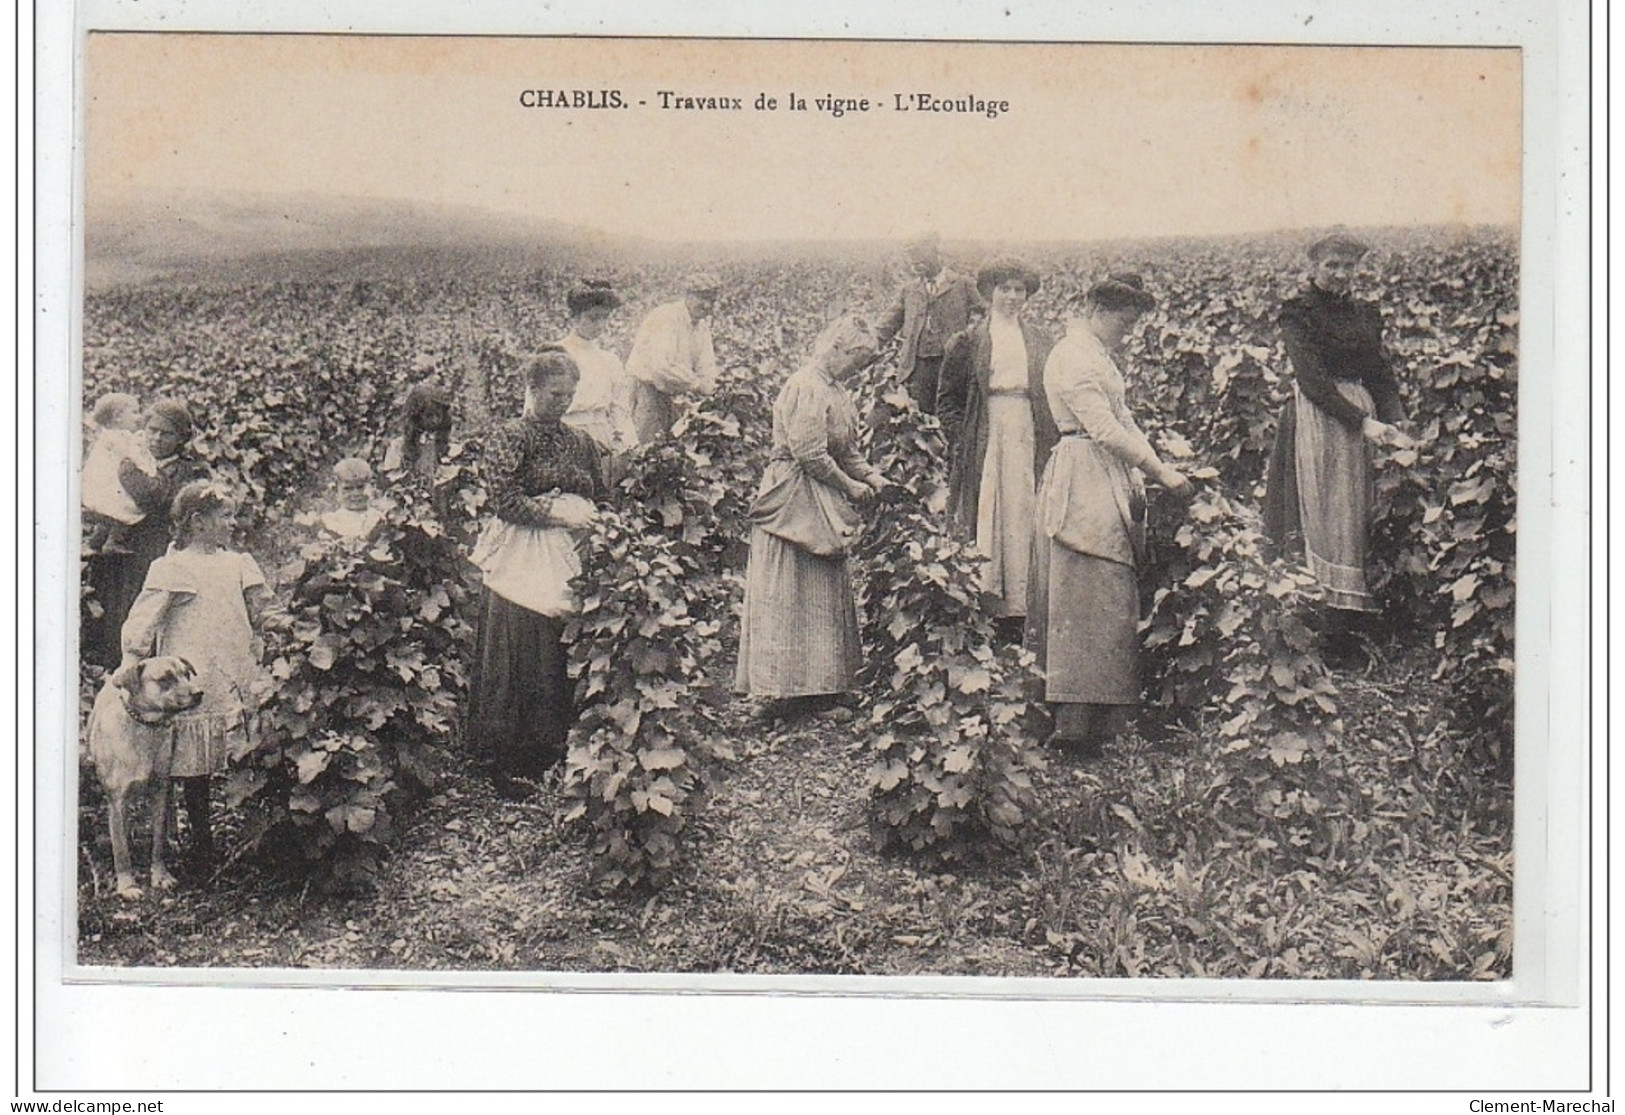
xmin=82 ymin=398 xmax=209 ymax=669
xmin=1263 ymin=232 xmax=1415 ymax=654
xmin=466 ymin=348 xmax=606 ymax=799
xmin=936 ymin=258 xmax=1058 ymax=638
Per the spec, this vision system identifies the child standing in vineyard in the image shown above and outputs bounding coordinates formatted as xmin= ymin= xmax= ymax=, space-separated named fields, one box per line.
xmin=319 ymin=457 xmax=385 ymax=541
xmin=115 ymin=481 xmax=287 ymax=875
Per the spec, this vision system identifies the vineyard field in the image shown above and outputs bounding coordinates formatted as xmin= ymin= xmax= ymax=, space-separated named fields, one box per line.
xmin=75 ymin=226 xmax=1516 ymax=980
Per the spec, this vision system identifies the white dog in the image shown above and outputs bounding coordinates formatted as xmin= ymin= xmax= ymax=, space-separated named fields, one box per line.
xmin=86 ymin=656 xmax=204 ymax=900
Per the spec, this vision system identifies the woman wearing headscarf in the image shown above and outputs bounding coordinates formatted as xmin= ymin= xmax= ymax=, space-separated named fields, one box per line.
xmin=936 ymin=258 xmax=1058 ymax=638
xmin=1028 ymin=275 xmax=1193 ymax=753
xmin=466 ymin=348 xmax=605 ymax=799
xmin=736 ymin=315 xmax=891 ymax=720
xmin=82 ymin=398 xmax=210 ymax=669
xmin=1263 ymin=232 xmax=1414 ymax=655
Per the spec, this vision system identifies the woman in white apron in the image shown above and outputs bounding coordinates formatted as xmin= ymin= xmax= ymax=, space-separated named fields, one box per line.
xmin=467 ymin=348 xmax=605 ymax=798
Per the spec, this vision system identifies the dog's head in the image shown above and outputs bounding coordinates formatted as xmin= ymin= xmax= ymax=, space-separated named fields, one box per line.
xmin=119 ymin=656 xmax=204 ymax=725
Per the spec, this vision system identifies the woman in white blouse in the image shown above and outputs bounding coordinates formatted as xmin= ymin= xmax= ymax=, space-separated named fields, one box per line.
xmin=936 ymin=259 xmax=1058 ymax=640
xmin=554 ymin=279 xmax=639 ymax=456
xmin=1029 ymin=274 xmax=1193 ymax=754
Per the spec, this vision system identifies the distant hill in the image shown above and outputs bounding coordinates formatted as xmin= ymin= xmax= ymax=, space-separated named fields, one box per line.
xmin=81 ymin=194 xmax=1519 ymax=290
xmin=83 ymin=190 xmax=632 ymax=288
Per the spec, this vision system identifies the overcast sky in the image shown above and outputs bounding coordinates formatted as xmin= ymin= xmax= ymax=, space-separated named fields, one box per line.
xmin=85 ymin=35 xmax=1521 ymax=242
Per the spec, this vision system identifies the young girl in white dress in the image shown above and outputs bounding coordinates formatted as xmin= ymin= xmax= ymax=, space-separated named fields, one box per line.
xmin=116 ymin=481 xmax=285 ymax=879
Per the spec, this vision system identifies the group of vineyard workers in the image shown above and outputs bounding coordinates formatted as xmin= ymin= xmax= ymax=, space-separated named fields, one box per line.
xmin=82 ymin=230 xmax=1421 ymax=812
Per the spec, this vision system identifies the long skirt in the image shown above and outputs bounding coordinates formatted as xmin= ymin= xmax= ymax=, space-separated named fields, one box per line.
xmin=82 ymin=513 xmax=171 ymax=670
xmin=975 ymin=395 xmax=1038 ymax=617
xmin=1027 ymin=529 xmax=1140 ymax=706
xmin=1294 ymin=383 xmax=1380 ymax=613
xmin=466 ymin=588 xmax=574 ymax=778
xmin=735 ymin=528 xmax=860 ymax=698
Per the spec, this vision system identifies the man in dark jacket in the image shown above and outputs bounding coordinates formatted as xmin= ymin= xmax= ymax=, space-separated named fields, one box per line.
xmin=875 ymin=234 xmax=982 ymax=415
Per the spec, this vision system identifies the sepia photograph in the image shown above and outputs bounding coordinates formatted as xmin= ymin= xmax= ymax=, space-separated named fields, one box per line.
xmin=67 ymin=30 xmax=1526 ymax=981
xmin=29 ymin=0 xmax=1594 ymax=1094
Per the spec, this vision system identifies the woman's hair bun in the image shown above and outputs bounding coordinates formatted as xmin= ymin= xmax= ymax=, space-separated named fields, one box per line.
xmin=976 ymin=258 xmax=1041 ymax=298
xmin=1085 ymin=273 xmax=1157 ymax=315
xmin=566 ymin=279 xmax=623 ymax=315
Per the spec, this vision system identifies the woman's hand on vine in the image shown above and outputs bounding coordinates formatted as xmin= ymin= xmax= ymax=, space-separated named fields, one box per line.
xmin=1156 ymin=464 xmax=1195 ymax=499
xmin=260 ymin=607 xmax=296 ymax=636
xmin=1361 ymin=417 xmax=1401 ymax=447
xmin=868 ymin=473 xmax=900 ymax=500
xmin=550 ymin=493 xmax=598 ymax=530
xmin=1385 ymin=425 xmax=1420 ymax=452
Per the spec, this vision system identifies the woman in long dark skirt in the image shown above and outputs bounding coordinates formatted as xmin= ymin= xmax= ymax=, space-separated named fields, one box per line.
xmin=82 ymin=398 xmax=209 ymax=669
xmin=467 ymin=348 xmax=605 ymax=799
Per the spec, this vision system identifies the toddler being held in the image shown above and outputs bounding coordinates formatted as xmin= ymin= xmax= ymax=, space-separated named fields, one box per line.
xmin=83 ymin=393 xmax=157 ymax=553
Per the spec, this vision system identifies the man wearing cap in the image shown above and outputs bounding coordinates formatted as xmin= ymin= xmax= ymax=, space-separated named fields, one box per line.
xmin=626 ymin=273 xmax=723 ymax=443
xmin=875 ymin=234 xmax=983 ymax=415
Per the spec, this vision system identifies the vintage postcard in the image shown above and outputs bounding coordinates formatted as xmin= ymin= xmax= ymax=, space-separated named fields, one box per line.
xmin=30 ymin=0 xmax=1592 ymax=1094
